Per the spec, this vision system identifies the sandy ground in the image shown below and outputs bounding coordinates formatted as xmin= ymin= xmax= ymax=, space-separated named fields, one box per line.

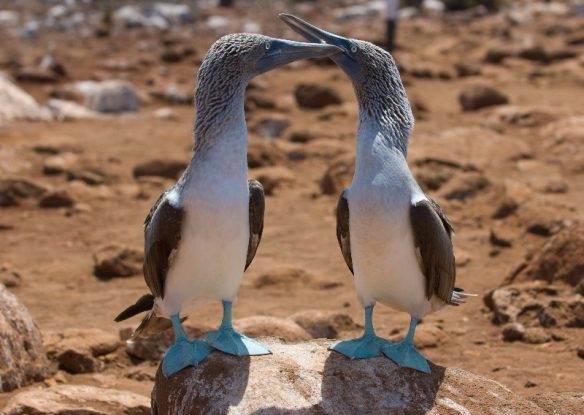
xmin=1 ymin=1 xmax=583 ymax=406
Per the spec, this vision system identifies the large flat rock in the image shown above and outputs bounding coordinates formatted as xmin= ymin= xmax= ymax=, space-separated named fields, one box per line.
xmin=152 ymin=339 xmax=550 ymax=415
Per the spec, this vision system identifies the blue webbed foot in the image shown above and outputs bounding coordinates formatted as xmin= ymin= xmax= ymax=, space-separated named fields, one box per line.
xmin=330 ymin=333 xmax=392 ymax=359
xmin=382 ymin=341 xmax=430 ymax=373
xmin=382 ymin=316 xmax=431 ymax=373
xmin=204 ymin=328 xmax=271 ymax=356
xmin=162 ymin=338 xmax=213 ymax=377
xmin=330 ymin=304 xmax=392 ymax=359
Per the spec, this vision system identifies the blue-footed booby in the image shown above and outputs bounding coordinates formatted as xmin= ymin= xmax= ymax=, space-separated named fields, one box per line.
xmin=280 ymin=14 xmax=475 ymax=373
xmin=115 ymin=33 xmax=341 ymax=377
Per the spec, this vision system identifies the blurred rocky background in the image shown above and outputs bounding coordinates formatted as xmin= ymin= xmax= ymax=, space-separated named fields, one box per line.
xmin=1 ymin=0 xmax=583 ymax=413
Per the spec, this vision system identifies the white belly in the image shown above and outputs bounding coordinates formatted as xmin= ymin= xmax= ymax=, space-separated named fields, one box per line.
xmin=160 ymin=179 xmax=249 ymax=316
xmin=348 ymin=184 xmax=433 ymax=318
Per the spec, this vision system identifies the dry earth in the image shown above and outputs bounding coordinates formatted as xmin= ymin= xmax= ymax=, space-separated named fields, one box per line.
xmin=1 ymin=0 xmax=584 ymax=411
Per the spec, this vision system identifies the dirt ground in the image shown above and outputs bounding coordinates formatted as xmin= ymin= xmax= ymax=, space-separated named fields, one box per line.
xmin=1 ymin=0 xmax=583 ymax=407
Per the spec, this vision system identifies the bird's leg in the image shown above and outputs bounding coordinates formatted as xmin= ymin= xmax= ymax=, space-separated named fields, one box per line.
xmin=329 ymin=304 xmax=393 ymax=359
xmin=162 ymin=313 xmax=213 ymax=377
xmin=382 ymin=316 xmax=431 ymax=373
xmin=203 ymin=301 xmax=271 ymax=356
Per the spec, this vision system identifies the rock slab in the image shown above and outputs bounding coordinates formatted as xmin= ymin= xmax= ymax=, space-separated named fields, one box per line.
xmin=0 ymin=284 xmax=48 ymax=392
xmin=151 ymin=340 xmax=548 ymax=414
xmin=2 ymin=385 xmax=150 ymax=415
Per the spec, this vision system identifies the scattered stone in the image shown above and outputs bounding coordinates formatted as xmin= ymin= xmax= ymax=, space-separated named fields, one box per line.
xmin=290 ymin=310 xmax=359 ymax=339
xmin=459 ymin=84 xmax=509 ymax=111
xmin=43 ymin=153 xmax=79 ymax=175
xmin=47 ymin=99 xmax=100 ymax=121
xmin=506 ymin=223 xmax=584 ymax=287
xmin=2 ymin=385 xmax=150 ymax=415
xmin=484 ymin=282 xmax=584 ymax=328
xmin=288 ymin=130 xmax=317 ymax=143
xmin=578 ymin=349 xmax=584 ymax=359
xmin=524 ymin=380 xmax=538 ymax=388
xmin=245 ymin=93 xmax=276 ymax=110
xmin=0 ymin=178 xmax=48 ymax=207
xmin=492 ymin=197 xmax=518 ymax=219
xmin=153 ymin=107 xmax=178 ymax=121
xmin=489 ymin=228 xmax=514 ymax=248
xmin=152 ymin=339 xmax=548 ymax=414
xmin=38 ymin=190 xmax=75 ymax=209
xmin=234 ymin=316 xmax=311 ymax=343
xmin=44 ymin=328 xmax=119 ymax=374
xmin=294 ymin=83 xmax=343 ymax=109
xmin=0 ymin=266 xmax=22 ymax=288
xmin=455 ymin=61 xmax=481 ymax=77
xmin=0 ymin=75 xmax=50 ymax=123
xmin=57 ymin=348 xmax=102 ymax=374
xmin=84 ymin=80 xmax=140 ymax=113
xmin=440 ymin=171 xmax=490 ymax=201
xmin=483 ymin=46 xmax=516 ymax=64
xmin=133 ymin=159 xmax=187 ymax=179
xmin=518 ymin=44 xmax=548 ymax=63
xmin=93 ymin=245 xmax=143 ymax=278
xmin=251 ymin=166 xmax=294 ymax=196
xmin=0 ymin=284 xmax=48 ymax=392
xmin=254 ymin=267 xmax=315 ymax=289
xmin=251 ymin=116 xmax=290 ymax=139
xmin=490 ymin=105 xmax=560 ymax=128
xmin=15 ymin=67 xmax=57 ymax=83
xmin=320 ymin=156 xmax=354 ymax=196
xmin=413 ymin=160 xmax=457 ymax=192
xmin=121 ymin=324 xmax=206 ymax=361
xmin=522 ymin=327 xmax=551 ymax=345
xmin=502 ymin=322 xmax=526 ymax=342
xmin=149 ymin=84 xmax=193 ymax=105
xmin=247 ymin=139 xmax=285 ymax=168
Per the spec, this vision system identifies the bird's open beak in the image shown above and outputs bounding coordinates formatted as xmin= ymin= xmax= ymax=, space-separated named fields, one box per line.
xmin=279 ymin=14 xmax=359 ymax=75
xmin=256 ymin=38 xmax=342 ymax=74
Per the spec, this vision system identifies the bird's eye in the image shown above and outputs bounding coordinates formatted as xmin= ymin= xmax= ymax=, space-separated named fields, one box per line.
xmin=350 ymin=45 xmax=358 ymax=53
xmin=265 ymin=42 xmax=271 ymax=50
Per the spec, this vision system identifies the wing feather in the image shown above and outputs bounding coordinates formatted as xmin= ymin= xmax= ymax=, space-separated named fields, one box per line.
xmin=336 ymin=189 xmax=353 ymax=274
xmin=410 ymin=198 xmax=456 ymax=303
xmin=245 ymin=179 xmax=265 ymax=270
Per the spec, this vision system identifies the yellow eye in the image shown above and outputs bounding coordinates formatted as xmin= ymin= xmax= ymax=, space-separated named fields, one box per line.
xmin=350 ymin=45 xmax=358 ymax=53
xmin=265 ymin=42 xmax=271 ymax=50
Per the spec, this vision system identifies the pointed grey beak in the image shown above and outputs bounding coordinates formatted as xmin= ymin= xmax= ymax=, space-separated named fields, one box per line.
xmin=279 ymin=14 xmax=346 ymax=48
xmin=279 ymin=14 xmax=360 ymax=76
xmin=256 ymin=38 xmax=342 ymax=74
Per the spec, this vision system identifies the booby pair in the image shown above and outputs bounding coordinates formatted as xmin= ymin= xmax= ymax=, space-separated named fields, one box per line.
xmin=280 ymin=14 xmax=475 ymax=373
xmin=115 ymin=34 xmax=341 ymax=377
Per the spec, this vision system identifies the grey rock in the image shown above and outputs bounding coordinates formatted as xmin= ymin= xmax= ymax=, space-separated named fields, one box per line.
xmin=295 ymin=83 xmax=343 ymax=109
xmin=0 ymin=75 xmax=50 ymax=123
xmin=84 ymin=80 xmax=139 ymax=113
xmin=502 ymin=322 xmax=525 ymax=342
xmin=133 ymin=159 xmax=187 ymax=179
xmin=2 ymin=385 xmax=150 ymax=415
xmin=93 ymin=245 xmax=143 ymax=279
xmin=0 ymin=266 xmax=22 ymax=288
xmin=459 ymin=84 xmax=509 ymax=111
xmin=0 ymin=284 xmax=48 ymax=392
xmin=151 ymin=340 xmax=547 ymax=414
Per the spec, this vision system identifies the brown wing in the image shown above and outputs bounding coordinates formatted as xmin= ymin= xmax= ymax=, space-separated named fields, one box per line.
xmin=245 ymin=179 xmax=265 ymax=271
xmin=143 ymin=194 xmax=184 ymax=298
xmin=336 ymin=189 xmax=353 ymax=274
xmin=410 ymin=198 xmax=456 ymax=303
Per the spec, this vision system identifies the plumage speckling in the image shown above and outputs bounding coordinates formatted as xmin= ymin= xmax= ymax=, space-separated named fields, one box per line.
xmin=194 ymin=34 xmax=270 ymax=150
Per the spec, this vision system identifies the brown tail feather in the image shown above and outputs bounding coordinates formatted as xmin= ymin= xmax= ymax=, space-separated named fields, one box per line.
xmin=114 ymin=294 xmax=155 ymax=322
